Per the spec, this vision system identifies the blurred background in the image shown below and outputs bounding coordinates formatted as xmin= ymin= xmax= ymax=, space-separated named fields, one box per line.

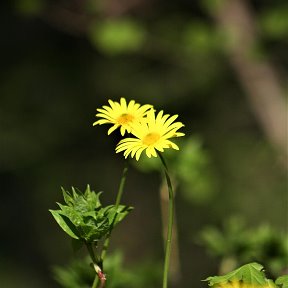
xmin=0 ymin=0 xmax=287 ymax=287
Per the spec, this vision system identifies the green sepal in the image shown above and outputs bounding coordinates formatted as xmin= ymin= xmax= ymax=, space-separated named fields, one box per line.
xmin=205 ymin=262 xmax=276 ymax=287
xmin=276 ymin=275 xmax=288 ymax=288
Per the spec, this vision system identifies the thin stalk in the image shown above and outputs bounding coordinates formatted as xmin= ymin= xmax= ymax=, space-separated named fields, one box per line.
xmin=115 ymin=165 xmax=129 ymax=207
xmin=157 ymin=152 xmax=174 ymax=288
xmin=101 ymin=165 xmax=128 ymax=260
xmin=159 ymin=178 xmax=181 ymax=285
xmin=86 ymin=242 xmax=98 ymax=265
xmin=93 ymin=164 xmax=129 ymax=288
xmin=85 ymin=243 xmax=103 ymax=288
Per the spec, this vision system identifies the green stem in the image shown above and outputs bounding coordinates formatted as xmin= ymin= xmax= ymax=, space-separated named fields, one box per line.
xmin=92 ymin=276 xmax=98 ymax=288
xmin=93 ymin=164 xmax=129 ymax=288
xmin=86 ymin=243 xmax=98 ymax=264
xmin=101 ymin=164 xmax=128 ymax=260
xmin=158 ymin=152 xmax=174 ymax=288
xmin=115 ymin=165 xmax=129 ymax=208
xmin=85 ymin=243 xmax=101 ymax=288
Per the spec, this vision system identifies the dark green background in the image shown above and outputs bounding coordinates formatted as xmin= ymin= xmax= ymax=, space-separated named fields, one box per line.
xmin=0 ymin=0 xmax=287 ymax=287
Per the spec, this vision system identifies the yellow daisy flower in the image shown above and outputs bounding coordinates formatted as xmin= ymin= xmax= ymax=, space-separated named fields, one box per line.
xmin=115 ymin=109 xmax=185 ymax=160
xmin=93 ymin=98 xmax=153 ymax=136
xmin=216 ymin=281 xmax=271 ymax=288
xmin=216 ymin=281 xmax=242 ymax=288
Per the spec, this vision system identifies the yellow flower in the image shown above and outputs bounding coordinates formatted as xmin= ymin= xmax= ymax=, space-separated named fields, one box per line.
xmin=116 ymin=109 xmax=185 ymax=160
xmin=216 ymin=281 xmax=272 ymax=288
xmin=93 ymin=98 xmax=152 ymax=136
xmin=216 ymin=281 xmax=241 ymax=288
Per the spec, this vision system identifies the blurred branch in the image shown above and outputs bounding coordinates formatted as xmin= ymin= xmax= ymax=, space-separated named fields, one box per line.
xmin=41 ymin=2 xmax=91 ymax=36
xmin=101 ymin=0 xmax=151 ymax=17
xmin=41 ymin=0 xmax=150 ymax=35
xmin=211 ymin=0 xmax=287 ymax=162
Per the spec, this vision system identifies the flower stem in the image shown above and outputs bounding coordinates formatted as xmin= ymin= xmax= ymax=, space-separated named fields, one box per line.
xmin=85 ymin=243 xmax=104 ymax=288
xmin=92 ymin=164 xmax=129 ymax=288
xmin=101 ymin=164 xmax=128 ymax=260
xmin=157 ymin=152 xmax=174 ymax=288
xmin=115 ymin=165 xmax=129 ymax=208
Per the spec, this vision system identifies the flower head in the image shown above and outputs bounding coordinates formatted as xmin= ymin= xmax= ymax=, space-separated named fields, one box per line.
xmin=93 ymin=98 xmax=152 ymax=136
xmin=215 ymin=281 xmax=271 ymax=288
xmin=116 ymin=109 xmax=185 ymax=160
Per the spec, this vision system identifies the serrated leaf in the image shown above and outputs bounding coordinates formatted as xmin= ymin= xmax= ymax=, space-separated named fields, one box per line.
xmin=105 ymin=205 xmax=133 ymax=228
xmin=74 ymin=196 xmax=90 ymax=214
xmin=113 ymin=205 xmax=133 ymax=226
xmin=49 ymin=210 xmax=79 ymax=239
xmin=61 ymin=187 xmax=74 ymax=206
xmin=205 ymin=262 xmax=273 ymax=286
xmin=84 ymin=189 xmax=102 ymax=210
xmin=276 ymin=275 xmax=288 ymax=288
xmin=71 ymin=187 xmax=78 ymax=198
xmin=59 ymin=206 xmax=83 ymax=227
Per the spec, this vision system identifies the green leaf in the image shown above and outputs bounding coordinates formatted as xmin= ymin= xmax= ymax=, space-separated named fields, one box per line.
xmin=80 ymin=220 xmax=109 ymax=242
xmin=113 ymin=205 xmax=134 ymax=226
xmin=62 ymin=188 xmax=74 ymax=206
xmin=260 ymin=6 xmax=288 ymax=39
xmin=104 ymin=205 xmax=133 ymax=228
xmin=84 ymin=187 xmax=102 ymax=210
xmin=89 ymin=18 xmax=146 ymax=55
xmin=205 ymin=262 xmax=275 ymax=286
xmin=49 ymin=210 xmax=80 ymax=240
xmin=58 ymin=206 xmax=83 ymax=227
xmin=276 ymin=275 xmax=288 ymax=288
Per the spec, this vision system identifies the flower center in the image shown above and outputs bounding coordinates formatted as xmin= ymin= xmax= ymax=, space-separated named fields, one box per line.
xmin=117 ymin=113 xmax=135 ymax=125
xmin=142 ymin=133 xmax=160 ymax=145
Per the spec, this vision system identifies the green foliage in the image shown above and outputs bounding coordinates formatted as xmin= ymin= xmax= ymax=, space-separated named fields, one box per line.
xmin=205 ymin=262 xmax=276 ymax=287
xmin=134 ymin=136 xmax=217 ymax=204
xmin=175 ymin=137 xmax=217 ymax=203
xmin=199 ymin=217 xmax=288 ymax=276
xmin=201 ymin=0 xmax=226 ymax=14
xmin=259 ymin=5 xmax=288 ymax=39
xmin=53 ymin=251 xmax=162 ymax=288
xmin=182 ymin=21 xmax=220 ymax=56
xmin=103 ymin=252 xmax=162 ymax=288
xmin=199 ymin=217 xmax=254 ymax=259
xmin=276 ymin=275 xmax=288 ymax=288
xmin=53 ymin=256 xmax=94 ymax=288
xmin=50 ymin=185 xmax=133 ymax=243
xmin=89 ymin=18 xmax=146 ymax=55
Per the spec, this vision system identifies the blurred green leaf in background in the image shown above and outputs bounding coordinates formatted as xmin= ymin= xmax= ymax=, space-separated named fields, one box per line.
xmin=89 ymin=18 xmax=146 ymax=55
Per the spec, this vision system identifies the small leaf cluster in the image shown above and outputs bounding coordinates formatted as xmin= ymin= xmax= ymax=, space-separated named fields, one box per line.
xmin=199 ymin=217 xmax=288 ymax=276
xmin=205 ymin=262 xmax=277 ymax=287
xmin=50 ymin=185 xmax=133 ymax=243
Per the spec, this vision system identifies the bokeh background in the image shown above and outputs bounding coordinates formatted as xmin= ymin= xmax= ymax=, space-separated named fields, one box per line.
xmin=1 ymin=0 xmax=287 ymax=287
